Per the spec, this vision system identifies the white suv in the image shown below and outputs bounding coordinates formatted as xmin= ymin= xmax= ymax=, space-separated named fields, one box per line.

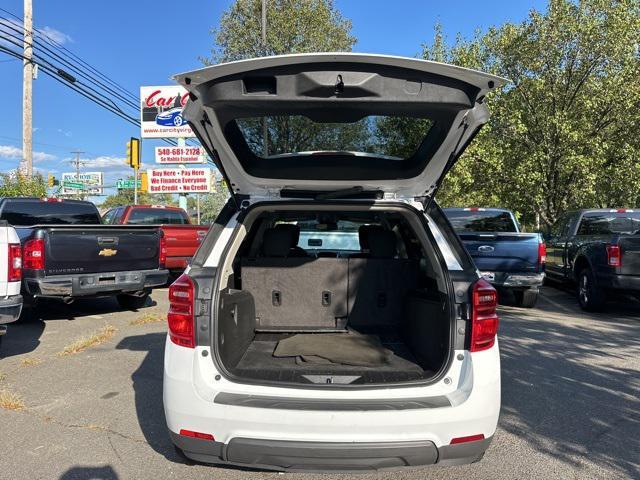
xmin=163 ymin=53 xmax=505 ymax=471
xmin=0 ymin=221 xmax=23 ymax=347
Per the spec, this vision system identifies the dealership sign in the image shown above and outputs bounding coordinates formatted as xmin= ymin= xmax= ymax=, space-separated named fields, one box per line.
xmin=155 ymin=146 xmax=206 ymax=164
xmin=147 ymin=168 xmax=212 ymax=194
xmin=140 ymin=86 xmax=195 ymax=139
xmin=61 ymin=172 xmax=104 ymax=195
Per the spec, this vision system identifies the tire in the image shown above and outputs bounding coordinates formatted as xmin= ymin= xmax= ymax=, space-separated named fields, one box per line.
xmin=116 ymin=292 xmax=149 ymax=310
xmin=513 ymin=288 xmax=538 ymax=308
xmin=577 ymin=268 xmax=606 ymax=311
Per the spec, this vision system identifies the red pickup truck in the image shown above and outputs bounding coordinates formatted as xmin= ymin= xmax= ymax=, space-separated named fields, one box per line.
xmin=102 ymin=205 xmax=208 ymax=274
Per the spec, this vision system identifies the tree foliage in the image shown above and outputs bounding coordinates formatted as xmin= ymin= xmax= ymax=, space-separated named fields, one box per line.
xmin=428 ymin=0 xmax=640 ymax=228
xmin=0 ymin=173 xmax=47 ymax=198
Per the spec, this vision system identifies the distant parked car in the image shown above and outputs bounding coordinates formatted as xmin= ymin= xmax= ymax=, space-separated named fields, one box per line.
xmin=103 ymin=205 xmax=209 ymax=275
xmin=156 ymin=108 xmax=185 ymax=127
xmin=0 ymin=221 xmax=23 ymax=348
xmin=545 ymin=209 xmax=640 ymax=311
xmin=0 ymin=198 xmax=169 ymax=310
xmin=444 ymin=208 xmax=546 ymax=308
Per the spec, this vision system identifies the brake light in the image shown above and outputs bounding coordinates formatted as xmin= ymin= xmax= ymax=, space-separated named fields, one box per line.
xmin=23 ymin=239 xmax=45 ymax=270
xmin=159 ymin=234 xmax=167 ymax=268
xmin=179 ymin=429 xmax=215 ymax=441
xmin=606 ymin=244 xmax=621 ymax=267
xmin=450 ymin=434 xmax=485 ymax=445
xmin=471 ymin=279 xmax=499 ymax=352
xmin=41 ymin=198 xmax=63 ymax=202
xmin=168 ymin=274 xmax=195 ymax=348
xmin=8 ymin=243 xmax=22 ymax=282
xmin=538 ymin=241 xmax=547 ymax=266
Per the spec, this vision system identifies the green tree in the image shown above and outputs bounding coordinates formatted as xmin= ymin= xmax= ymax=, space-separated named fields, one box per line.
xmin=424 ymin=1 xmax=640 ymax=228
xmin=200 ymin=181 xmax=231 ymax=223
xmin=202 ymin=0 xmax=356 ymax=64
xmin=0 ymin=173 xmax=47 ymax=197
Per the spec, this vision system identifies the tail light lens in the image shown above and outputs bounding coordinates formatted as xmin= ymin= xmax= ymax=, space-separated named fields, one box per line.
xmin=23 ymin=239 xmax=45 ymax=270
xmin=450 ymin=434 xmax=485 ymax=445
xmin=168 ymin=274 xmax=195 ymax=348
xmin=179 ymin=429 xmax=215 ymax=441
xmin=471 ymin=279 xmax=499 ymax=352
xmin=159 ymin=234 xmax=167 ymax=268
xmin=8 ymin=243 xmax=22 ymax=282
xmin=538 ymin=241 xmax=547 ymax=266
xmin=606 ymin=244 xmax=621 ymax=267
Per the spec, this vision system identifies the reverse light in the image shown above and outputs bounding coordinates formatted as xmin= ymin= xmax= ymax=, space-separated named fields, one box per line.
xmin=23 ymin=238 xmax=45 ymax=270
xmin=168 ymin=274 xmax=195 ymax=348
xmin=179 ymin=429 xmax=215 ymax=441
xmin=470 ymin=279 xmax=499 ymax=352
xmin=450 ymin=434 xmax=485 ymax=445
xmin=8 ymin=243 xmax=22 ymax=282
xmin=606 ymin=244 xmax=621 ymax=267
xmin=538 ymin=241 xmax=547 ymax=266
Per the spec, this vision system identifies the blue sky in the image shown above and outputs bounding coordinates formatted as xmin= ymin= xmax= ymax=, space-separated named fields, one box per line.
xmin=0 ymin=0 xmax=546 ymax=200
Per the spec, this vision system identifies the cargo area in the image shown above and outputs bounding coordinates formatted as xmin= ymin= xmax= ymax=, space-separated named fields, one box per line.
xmin=213 ymin=206 xmax=453 ymax=386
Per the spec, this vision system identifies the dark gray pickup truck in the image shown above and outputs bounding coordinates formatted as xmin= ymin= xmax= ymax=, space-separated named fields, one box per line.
xmin=546 ymin=209 xmax=640 ymax=311
xmin=0 ymin=198 xmax=169 ymax=309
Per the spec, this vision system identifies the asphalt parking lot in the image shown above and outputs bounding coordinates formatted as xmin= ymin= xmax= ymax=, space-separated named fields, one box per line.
xmin=0 ymin=286 xmax=638 ymax=480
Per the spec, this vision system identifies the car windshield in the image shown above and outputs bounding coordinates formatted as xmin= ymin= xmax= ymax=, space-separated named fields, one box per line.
xmin=445 ymin=210 xmax=517 ymax=233
xmin=235 ymin=115 xmax=434 ymax=160
xmin=577 ymin=212 xmax=640 ymax=235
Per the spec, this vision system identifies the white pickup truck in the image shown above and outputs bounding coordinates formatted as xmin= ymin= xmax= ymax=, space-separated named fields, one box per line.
xmin=0 ymin=221 xmax=23 ymax=347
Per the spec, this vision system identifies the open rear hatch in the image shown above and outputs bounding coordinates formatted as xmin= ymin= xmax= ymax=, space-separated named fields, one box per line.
xmin=174 ymin=53 xmax=507 ymax=198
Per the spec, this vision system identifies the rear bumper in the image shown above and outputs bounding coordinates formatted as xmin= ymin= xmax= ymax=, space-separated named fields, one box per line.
xmin=169 ymin=432 xmax=492 ymax=471
xmin=0 ymin=295 xmax=23 ymax=325
xmin=491 ymin=272 xmax=544 ymax=288
xmin=597 ymin=272 xmax=640 ymax=292
xmin=23 ymin=269 xmax=169 ymax=298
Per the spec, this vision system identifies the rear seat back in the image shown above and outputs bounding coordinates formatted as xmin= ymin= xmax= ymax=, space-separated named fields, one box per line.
xmin=241 ymin=257 xmax=348 ymax=331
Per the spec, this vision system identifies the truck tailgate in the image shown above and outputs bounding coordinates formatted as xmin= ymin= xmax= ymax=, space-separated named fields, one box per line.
xmin=43 ymin=226 xmax=161 ymax=275
xmin=458 ymin=232 xmax=540 ymax=272
xmin=161 ymin=225 xmax=208 ymax=258
xmin=619 ymin=235 xmax=640 ymax=276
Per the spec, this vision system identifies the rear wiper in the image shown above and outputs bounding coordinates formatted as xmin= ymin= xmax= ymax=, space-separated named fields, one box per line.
xmin=314 ymin=186 xmax=364 ymax=200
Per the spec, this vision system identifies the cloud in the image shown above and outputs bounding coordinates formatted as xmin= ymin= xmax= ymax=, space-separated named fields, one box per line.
xmin=39 ymin=26 xmax=73 ymax=45
xmin=81 ymin=155 xmax=127 ymax=169
xmin=0 ymin=144 xmax=56 ymax=163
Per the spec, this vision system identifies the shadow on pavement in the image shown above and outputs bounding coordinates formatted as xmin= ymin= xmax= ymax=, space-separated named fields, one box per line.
xmin=498 ymin=286 xmax=640 ymax=478
xmin=115 ymin=332 xmax=188 ymax=465
xmin=59 ymin=465 xmax=118 ymax=479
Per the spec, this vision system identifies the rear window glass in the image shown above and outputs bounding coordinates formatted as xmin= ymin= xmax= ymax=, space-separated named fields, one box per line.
xmin=0 ymin=200 xmax=100 ymax=225
xmin=444 ymin=210 xmax=517 ymax=233
xmin=577 ymin=212 xmax=640 ymax=235
xmin=127 ymin=208 xmax=188 ymax=225
xmin=281 ymin=220 xmax=376 ymax=252
xmin=235 ymin=115 xmax=434 ymax=160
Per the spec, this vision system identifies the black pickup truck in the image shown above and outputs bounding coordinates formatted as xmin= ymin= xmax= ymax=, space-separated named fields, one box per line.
xmin=546 ymin=209 xmax=640 ymax=311
xmin=0 ymin=198 xmax=169 ymax=309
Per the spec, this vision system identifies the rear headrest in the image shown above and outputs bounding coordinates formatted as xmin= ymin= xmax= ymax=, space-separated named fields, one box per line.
xmin=262 ymin=228 xmax=293 ymax=257
xmin=358 ymin=225 xmax=380 ymax=251
xmin=274 ymin=223 xmax=300 ymax=245
xmin=367 ymin=229 xmax=397 ymax=258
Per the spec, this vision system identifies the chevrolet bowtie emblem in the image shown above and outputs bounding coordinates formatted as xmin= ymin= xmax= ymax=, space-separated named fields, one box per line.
xmin=98 ymin=248 xmax=118 ymax=257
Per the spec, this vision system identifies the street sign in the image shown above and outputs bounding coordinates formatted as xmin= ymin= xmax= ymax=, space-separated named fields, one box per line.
xmin=140 ymin=86 xmax=195 ymax=139
xmin=116 ymin=179 xmax=141 ymax=189
xmin=147 ymin=168 xmax=212 ymax=194
xmin=155 ymin=146 xmax=206 ymax=164
xmin=61 ymin=172 xmax=104 ymax=195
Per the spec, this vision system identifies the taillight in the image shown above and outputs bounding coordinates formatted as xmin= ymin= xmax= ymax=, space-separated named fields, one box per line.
xmin=471 ymin=279 xmax=499 ymax=352
xmin=168 ymin=274 xmax=195 ymax=348
xmin=8 ymin=243 xmax=22 ymax=282
xmin=606 ymin=244 xmax=621 ymax=267
xmin=179 ymin=429 xmax=215 ymax=441
xmin=538 ymin=241 xmax=547 ymax=266
xmin=159 ymin=234 xmax=167 ymax=269
xmin=23 ymin=239 xmax=45 ymax=270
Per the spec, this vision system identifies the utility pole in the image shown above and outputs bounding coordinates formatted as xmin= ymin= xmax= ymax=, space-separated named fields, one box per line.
xmin=21 ymin=0 xmax=34 ymax=177
xmin=70 ymin=150 xmax=85 ymax=198
xmin=261 ymin=0 xmax=268 ymax=157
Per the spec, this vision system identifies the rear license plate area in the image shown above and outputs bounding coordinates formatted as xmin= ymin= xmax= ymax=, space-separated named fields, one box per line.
xmin=98 ymin=276 xmax=116 ymax=285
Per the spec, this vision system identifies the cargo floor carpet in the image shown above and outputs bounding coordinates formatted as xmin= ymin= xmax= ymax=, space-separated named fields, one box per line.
xmin=231 ymin=332 xmax=428 ymax=385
